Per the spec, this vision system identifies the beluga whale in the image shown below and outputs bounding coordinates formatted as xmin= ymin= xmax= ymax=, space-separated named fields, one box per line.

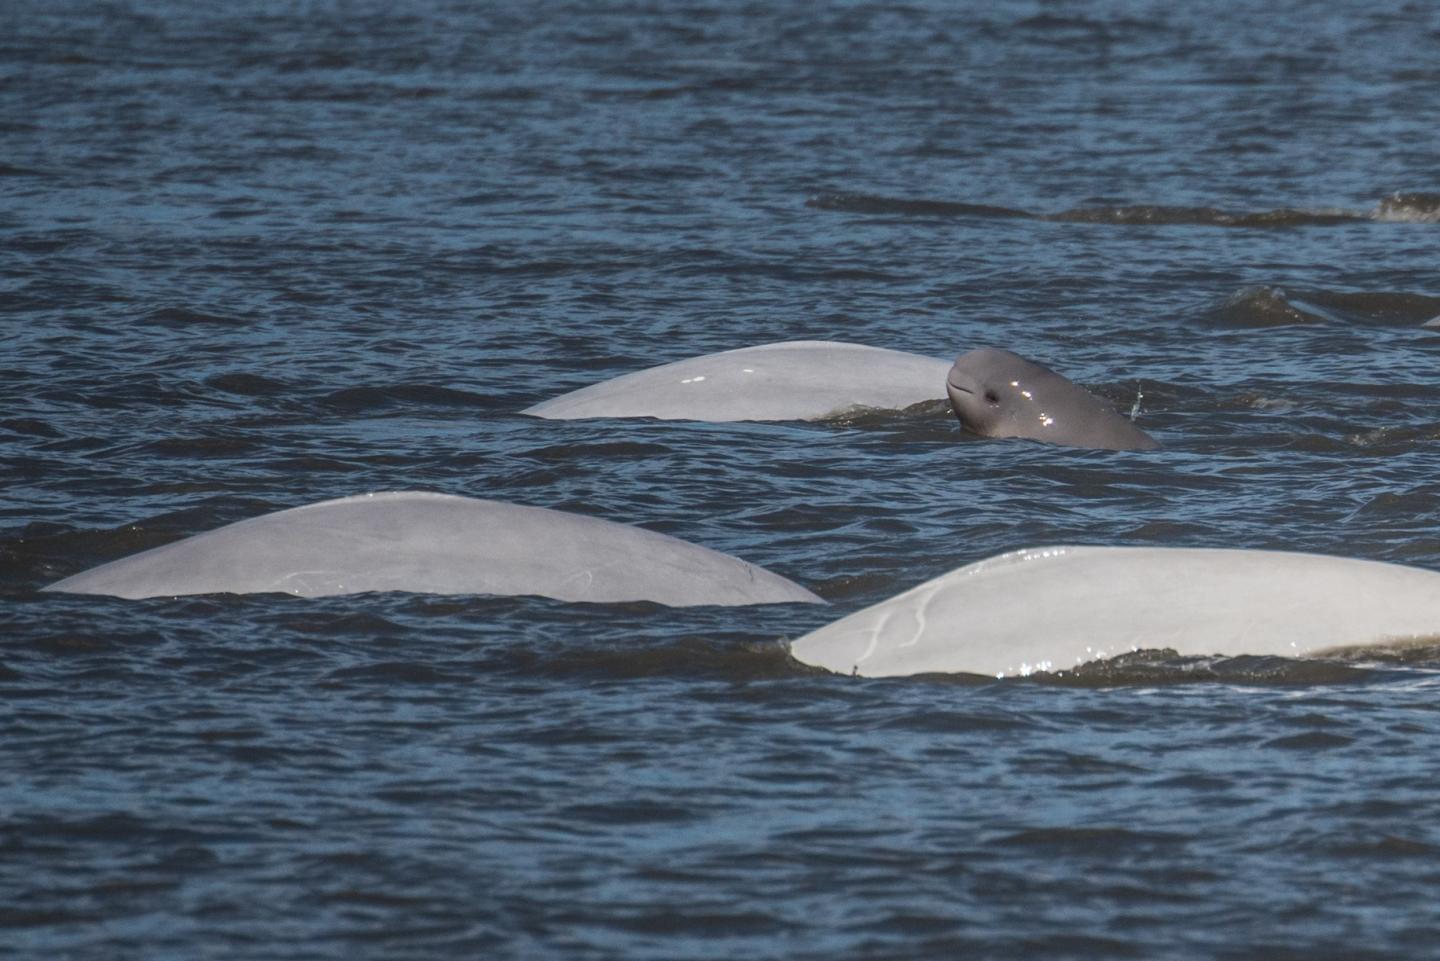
xmin=788 ymin=546 xmax=1440 ymax=678
xmin=522 ymin=340 xmax=951 ymax=422
xmin=945 ymin=348 xmax=1159 ymax=450
xmin=524 ymin=339 xmax=1157 ymax=451
xmin=41 ymin=492 xmax=824 ymax=607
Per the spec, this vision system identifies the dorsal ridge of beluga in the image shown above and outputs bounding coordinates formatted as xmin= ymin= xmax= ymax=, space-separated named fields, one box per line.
xmin=41 ymin=491 xmax=825 ymax=608
xmin=520 ymin=341 xmax=952 ymax=423
xmin=788 ymin=546 xmax=1440 ymax=678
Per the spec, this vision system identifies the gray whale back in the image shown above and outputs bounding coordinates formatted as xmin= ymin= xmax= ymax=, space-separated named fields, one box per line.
xmin=42 ymin=492 xmax=825 ymax=607
xmin=790 ymin=546 xmax=1440 ymax=677
xmin=522 ymin=340 xmax=951 ymax=422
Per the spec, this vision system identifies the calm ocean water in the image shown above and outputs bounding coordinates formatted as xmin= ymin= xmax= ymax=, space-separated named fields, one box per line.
xmin=4 ymin=1 xmax=1440 ymax=957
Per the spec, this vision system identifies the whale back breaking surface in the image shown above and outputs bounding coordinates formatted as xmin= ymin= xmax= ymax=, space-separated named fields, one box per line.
xmin=945 ymin=347 xmax=1159 ymax=450
xmin=789 ymin=546 xmax=1440 ymax=678
xmin=41 ymin=492 xmax=825 ymax=607
xmin=522 ymin=340 xmax=951 ymax=422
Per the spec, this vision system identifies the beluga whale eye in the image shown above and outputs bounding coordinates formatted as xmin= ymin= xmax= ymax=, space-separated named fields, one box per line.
xmin=944 ymin=347 xmax=1161 ymax=451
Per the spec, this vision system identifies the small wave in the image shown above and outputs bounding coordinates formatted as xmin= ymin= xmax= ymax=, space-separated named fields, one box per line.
xmin=205 ymin=372 xmax=290 ymax=397
xmin=810 ymin=191 xmax=1437 ymax=229
xmin=1298 ymin=289 xmax=1440 ymax=325
xmin=1049 ymin=205 xmax=1363 ymax=227
xmin=1263 ymin=731 xmax=1356 ymax=750
xmin=626 ymin=75 xmax=765 ymax=101
xmin=1029 ymin=649 xmax=1382 ymax=687
xmin=1330 ymin=836 xmax=1440 ymax=859
xmin=283 ymin=611 xmax=405 ymax=637
xmin=1344 ymin=424 xmax=1440 ymax=448
xmin=139 ymin=435 xmax=262 ymax=458
xmin=668 ymin=255 xmax=909 ymax=283
xmin=1205 ymin=286 xmax=1328 ymax=327
xmin=0 ymin=417 xmax=63 ymax=439
xmin=140 ymin=307 xmax=247 ymax=328
xmin=1018 ymin=639 xmax=1440 ymax=688
xmin=1204 ymin=285 xmax=1440 ymax=329
xmin=805 ymin=192 xmax=1032 ymax=219
xmin=324 ymin=661 xmax=473 ymax=685
xmin=790 ymin=646 xmax=1434 ymax=688
xmin=318 ymin=383 xmax=498 ymax=412
xmin=0 ymin=163 xmax=50 ymax=178
xmin=881 ymin=709 xmax=1031 ymax=733
xmin=537 ymin=635 xmax=809 ymax=683
xmin=1320 ymin=637 xmax=1440 ymax=664
xmin=557 ymin=799 xmax=699 ymax=825
xmin=992 ymin=825 xmax=1187 ymax=852
xmin=1371 ymin=192 xmax=1440 ymax=223
xmin=818 ymin=398 xmax=953 ymax=427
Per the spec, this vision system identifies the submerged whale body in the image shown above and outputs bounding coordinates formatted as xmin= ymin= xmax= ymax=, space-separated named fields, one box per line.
xmin=946 ymin=348 xmax=1159 ymax=450
xmin=42 ymin=492 xmax=825 ymax=607
xmin=522 ymin=340 xmax=951 ymax=422
xmin=789 ymin=546 xmax=1440 ymax=678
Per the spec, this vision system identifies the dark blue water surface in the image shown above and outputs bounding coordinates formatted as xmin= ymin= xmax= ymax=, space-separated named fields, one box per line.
xmin=5 ymin=1 xmax=1440 ymax=958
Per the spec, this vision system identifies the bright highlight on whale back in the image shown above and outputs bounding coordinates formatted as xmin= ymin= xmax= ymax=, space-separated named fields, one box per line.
xmin=789 ymin=546 xmax=1440 ymax=678
xmin=946 ymin=347 xmax=1159 ymax=450
xmin=42 ymin=492 xmax=824 ymax=607
xmin=522 ymin=340 xmax=951 ymax=422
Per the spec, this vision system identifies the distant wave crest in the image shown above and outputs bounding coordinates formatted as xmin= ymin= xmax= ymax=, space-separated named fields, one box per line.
xmin=1207 ymin=285 xmax=1440 ymax=328
xmin=809 ymin=190 xmax=1440 ymax=228
xmin=1372 ymin=192 xmax=1440 ymax=223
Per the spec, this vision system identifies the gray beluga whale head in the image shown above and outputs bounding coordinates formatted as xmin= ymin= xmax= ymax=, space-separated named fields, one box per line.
xmin=945 ymin=347 xmax=1159 ymax=451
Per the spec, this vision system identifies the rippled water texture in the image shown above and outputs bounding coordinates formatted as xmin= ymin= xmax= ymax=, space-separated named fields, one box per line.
xmin=4 ymin=1 xmax=1440 ymax=958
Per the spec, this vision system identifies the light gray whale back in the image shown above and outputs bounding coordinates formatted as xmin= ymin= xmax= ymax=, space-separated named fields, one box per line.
xmin=522 ymin=340 xmax=951 ymax=422
xmin=789 ymin=546 xmax=1440 ymax=678
xmin=946 ymin=347 xmax=1159 ymax=450
xmin=42 ymin=492 xmax=825 ymax=607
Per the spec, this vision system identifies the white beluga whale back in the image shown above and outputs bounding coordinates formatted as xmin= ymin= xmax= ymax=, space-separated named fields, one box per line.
xmin=522 ymin=340 xmax=951 ymax=422
xmin=789 ymin=546 xmax=1440 ymax=678
xmin=946 ymin=348 xmax=1159 ymax=450
xmin=42 ymin=492 xmax=824 ymax=607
